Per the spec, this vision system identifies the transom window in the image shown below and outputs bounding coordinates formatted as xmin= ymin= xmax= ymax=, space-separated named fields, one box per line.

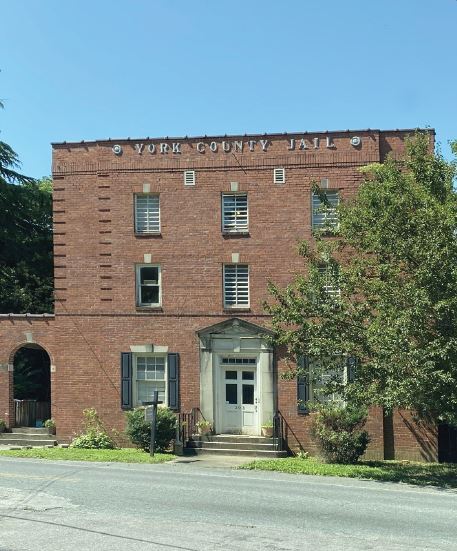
xmin=135 ymin=194 xmax=160 ymax=234
xmin=136 ymin=265 xmax=161 ymax=307
xmin=222 ymin=357 xmax=256 ymax=365
xmin=312 ymin=190 xmax=339 ymax=230
xmin=222 ymin=194 xmax=248 ymax=233
xmin=135 ymin=355 xmax=166 ymax=405
xmin=223 ymin=264 xmax=249 ymax=308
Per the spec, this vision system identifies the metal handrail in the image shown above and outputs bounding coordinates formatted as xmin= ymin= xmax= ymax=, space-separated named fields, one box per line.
xmin=273 ymin=411 xmax=287 ymax=452
xmin=176 ymin=407 xmax=207 ymax=447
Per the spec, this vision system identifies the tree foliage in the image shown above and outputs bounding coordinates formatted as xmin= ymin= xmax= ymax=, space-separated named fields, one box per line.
xmin=0 ymin=102 xmax=53 ymax=313
xmin=312 ymin=403 xmax=370 ymax=464
xmin=267 ymin=133 xmax=457 ymax=424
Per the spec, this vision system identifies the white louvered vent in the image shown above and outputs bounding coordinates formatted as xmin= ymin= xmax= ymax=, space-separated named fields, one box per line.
xmin=274 ymin=167 xmax=285 ymax=184
xmin=222 ymin=194 xmax=248 ymax=233
xmin=223 ymin=264 xmax=249 ymax=307
xmin=184 ymin=170 xmax=195 ymax=186
xmin=135 ymin=194 xmax=160 ymax=234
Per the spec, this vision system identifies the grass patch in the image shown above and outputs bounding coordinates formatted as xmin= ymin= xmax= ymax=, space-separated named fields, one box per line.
xmin=239 ymin=457 xmax=457 ymax=488
xmin=0 ymin=447 xmax=175 ymax=464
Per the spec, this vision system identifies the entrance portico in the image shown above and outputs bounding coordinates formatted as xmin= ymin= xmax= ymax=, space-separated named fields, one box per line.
xmin=197 ymin=318 xmax=275 ymax=436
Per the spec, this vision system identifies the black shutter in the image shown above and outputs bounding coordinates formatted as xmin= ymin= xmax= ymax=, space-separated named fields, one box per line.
xmin=347 ymin=356 xmax=357 ymax=383
xmin=297 ymin=356 xmax=309 ymax=414
xmin=167 ymin=352 xmax=179 ymax=411
xmin=121 ymin=352 xmax=133 ymax=410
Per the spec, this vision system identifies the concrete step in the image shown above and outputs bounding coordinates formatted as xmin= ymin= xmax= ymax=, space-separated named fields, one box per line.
xmin=0 ymin=438 xmax=57 ymax=447
xmin=188 ymin=441 xmax=276 ymax=451
xmin=9 ymin=427 xmax=49 ymax=434
xmin=193 ymin=435 xmax=274 ymax=445
xmin=185 ymin=447 xmax=287 ymax=458
xmin=5 ymin=432 xmax=55 ymax=440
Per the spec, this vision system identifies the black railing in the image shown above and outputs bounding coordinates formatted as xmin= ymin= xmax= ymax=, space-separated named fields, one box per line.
xmin=273 ymin=411 xmax=287 ymax=452
xmin=176 ymin=407 xmax=206 ymax=449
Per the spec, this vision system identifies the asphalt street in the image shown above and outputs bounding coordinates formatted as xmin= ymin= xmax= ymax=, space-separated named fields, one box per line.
xmin=0 ymin=456 xmax=456 ymax=551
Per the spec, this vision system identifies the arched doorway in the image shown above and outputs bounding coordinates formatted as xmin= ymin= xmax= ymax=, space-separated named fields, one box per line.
xmin=12 ymin=344 xmax=51 ymax=427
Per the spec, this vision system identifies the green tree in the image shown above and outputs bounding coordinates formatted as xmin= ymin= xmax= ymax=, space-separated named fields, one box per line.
xmin=0 ymin=102 xmax=53 ymax=313
xmin=267 ymin=134 xmax=457 ymax=424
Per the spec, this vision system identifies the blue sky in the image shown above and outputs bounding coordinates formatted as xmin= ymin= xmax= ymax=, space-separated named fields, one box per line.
xmin=1 ymin=0 xmax=456 ymax=178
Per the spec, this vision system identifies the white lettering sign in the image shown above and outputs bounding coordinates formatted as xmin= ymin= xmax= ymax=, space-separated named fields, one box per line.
xmin=113 ymin=136 xmax=362 ymax=156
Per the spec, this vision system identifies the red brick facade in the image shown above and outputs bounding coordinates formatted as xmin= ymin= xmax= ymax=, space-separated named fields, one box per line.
xmin=0 ymin=129 xmax=438 ymax=461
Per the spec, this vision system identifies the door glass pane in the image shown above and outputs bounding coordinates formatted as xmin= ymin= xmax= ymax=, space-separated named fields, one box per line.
xmin=225 ymin=370 xmax=237 ymax=380
xmin=242 ymin=371 xmax=254 ymax=380
xmin=242 ymin=384 xmax=254 ymax=405
xmin=226 ymin=383 xmax=238 ymax=404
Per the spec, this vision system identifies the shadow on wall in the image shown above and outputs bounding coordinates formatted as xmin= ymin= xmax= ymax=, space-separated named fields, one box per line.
xmin=400 ymin=411 xmax=438 ymax=462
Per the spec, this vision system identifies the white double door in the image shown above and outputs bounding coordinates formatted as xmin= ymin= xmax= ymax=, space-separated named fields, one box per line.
xmin=219 ymin=357 xmax=258 ymax=435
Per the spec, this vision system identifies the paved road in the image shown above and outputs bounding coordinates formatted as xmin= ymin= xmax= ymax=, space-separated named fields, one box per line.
xmin=0 ymin=456 xmax=456 ymax=550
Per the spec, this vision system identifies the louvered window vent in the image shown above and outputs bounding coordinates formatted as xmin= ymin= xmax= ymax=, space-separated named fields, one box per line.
xmin=274 ymin=167 xmax=285 ymax=184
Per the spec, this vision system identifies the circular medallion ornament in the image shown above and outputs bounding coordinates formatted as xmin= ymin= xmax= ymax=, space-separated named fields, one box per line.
xmin=112 ymin=144 xmax=123 ymax=155
xmin=350 ymin=136 xmax=361 ymax=147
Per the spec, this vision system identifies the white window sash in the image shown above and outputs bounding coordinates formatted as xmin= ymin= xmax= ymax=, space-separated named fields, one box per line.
xmin=222 ymin=194 xmax=249 ymax=232
xmin=224 ymin=264 xmax=249 ymax=307
xmin=136 ymin=265 xmax=161 ymax=307
xmin=135 ymin=194 xmax=160 ymax=234
xmin=312 ymin=191 xmax=339 ymax=229
xmin=134 ymin=354 xmax=167 ymax=406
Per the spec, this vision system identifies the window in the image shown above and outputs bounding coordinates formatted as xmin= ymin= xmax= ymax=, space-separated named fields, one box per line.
xmin=184 ymin=170 xmax=195 ymax=186
xmin=274 ymin=167 xmax=285 ymax=184
xmin=134 ymin=354 xmax=166 ymax=405
xmin=136 ymin=265 xmax=161 ymax=307
xmin=309 ymin=357 xmax=345 ymax=404
xmin=297 ymin=356 xmax=356 ymax=413
xmin=318 ymin=264 xmax=340 ymax=297
xmin=222 ymin=194 xmax=248 ymax=233
xmin=135 ymin=194 xmax=160 ymax=234
xmin=312 ymin=190 xmax=339 ymax=230
xmin=223 ymin=264 xmax=249 ymax=308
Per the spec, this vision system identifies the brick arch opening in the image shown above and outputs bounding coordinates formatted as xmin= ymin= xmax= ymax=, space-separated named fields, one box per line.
xmin=10 ymin=343 xmax=52 ymax=428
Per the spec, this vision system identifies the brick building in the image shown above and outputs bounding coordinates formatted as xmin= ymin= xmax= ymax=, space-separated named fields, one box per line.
xmin=0 ymin=129 xmax=444 ymax=461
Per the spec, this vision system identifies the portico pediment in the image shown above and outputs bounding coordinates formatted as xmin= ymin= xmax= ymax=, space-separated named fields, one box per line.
xmin=197 ymin=318 xmax=273 ymax=339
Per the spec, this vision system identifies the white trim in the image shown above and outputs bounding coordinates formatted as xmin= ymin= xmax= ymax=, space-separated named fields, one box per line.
xmin=134 ymin=193 xmax=160 ymax=234
xmin=132 ymin=353 xmax=168 ymax=407
xmin=312 ymin=189 xmax=339 ymax=230
xmin=216 ymin=354 xmax=260 ymax=435
xmin=223 ymin=264 xmax=249 ymax=308
xmin=184 ymin=170 xmax=195 ymax=186
xmin=129 ymin=344 xmax=169 ymax=353
xmin=130 ymin=344 xmax=154 ymax=353
xmin=274 ymin=167 xmax=285 ymax=184
xmin=222 ymin=193 xmax=248 ymax=233
xmin=136 ymin=264 xmax=161 ymax=307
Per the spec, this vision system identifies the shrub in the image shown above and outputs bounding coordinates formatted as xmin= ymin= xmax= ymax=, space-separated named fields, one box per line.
xmin=70 ymin=408 xmax=116 ymax=449
xmin=125 ymin=407 xmax=177 ymax=452
xmin=312 ymin=403 xmax=370 ymax=464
